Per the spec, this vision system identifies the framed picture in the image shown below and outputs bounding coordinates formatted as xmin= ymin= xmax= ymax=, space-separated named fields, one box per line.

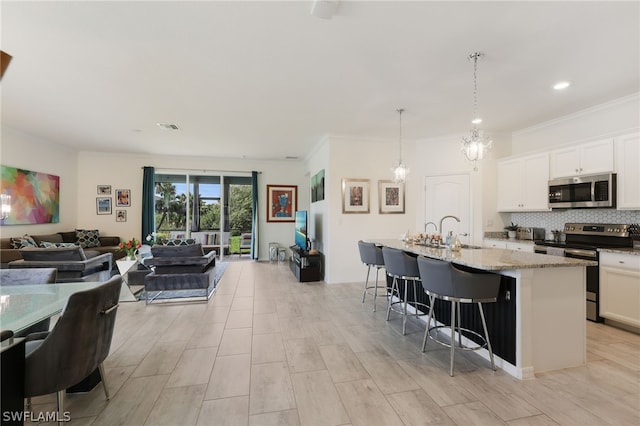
xmin=311 ymin=169 xmax=325 ymax=203
xmin=342 ymin=178 xmax=370 ymax=214
xmin=116 ymin=209 xmax=127 ymax=222
xmin=267 ymin=184 xmax=297 ymax=222
xmin=96 ymin=197 xmax=112 ymax=215
xmin=115 ymin=189 xmax=131 ymax=207
xmin=378 ymin=180 xmax=405 ymax=214
xmin=1 ymin=165 xmax=60 ymax=225
xmin=97 ymin=185 xmax=111 ymax=195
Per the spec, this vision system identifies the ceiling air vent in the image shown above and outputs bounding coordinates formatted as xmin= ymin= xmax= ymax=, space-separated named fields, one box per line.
xmin=156 ymin=123 xmax=180 ymax=130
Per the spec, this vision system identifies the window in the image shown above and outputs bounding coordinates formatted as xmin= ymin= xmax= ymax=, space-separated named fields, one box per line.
xmin=154 ymin=173 xmax=253 ymax=252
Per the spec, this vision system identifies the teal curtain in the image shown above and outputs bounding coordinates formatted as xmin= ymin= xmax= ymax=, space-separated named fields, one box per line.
xmin=251 ymin=171 xmax=258 ymax=259
xmin=142 ymin=166 xmax=155 ymax=243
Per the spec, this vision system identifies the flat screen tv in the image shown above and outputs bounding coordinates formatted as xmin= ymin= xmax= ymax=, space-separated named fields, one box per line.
xmin=294 ymin=210 xmax=308 ymax=251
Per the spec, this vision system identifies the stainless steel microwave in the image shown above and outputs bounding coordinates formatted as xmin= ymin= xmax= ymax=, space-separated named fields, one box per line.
xmin=548 ymin=173 xmax=616 ymax=209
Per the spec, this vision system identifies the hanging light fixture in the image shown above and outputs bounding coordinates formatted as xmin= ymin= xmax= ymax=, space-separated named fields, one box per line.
xmin=461 ymin=52 xmax=492 ymax=171
xmin=392 ymin=108 xmax=409 ymax=183
xmin=0 ymin=194 xmax=11 ymax=224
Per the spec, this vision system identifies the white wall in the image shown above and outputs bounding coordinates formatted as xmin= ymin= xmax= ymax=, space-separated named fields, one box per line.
xmin=322 ymin=135 xmax=418 ymax=284
xmin=512 ymin=93 xmax=640 ymax=154
xmin=0 ymin=126 xmax=78 ymax=238
xmin=306 ymin=137 xmax=329 ymax=273
xmin=414 ymin=132 xmax=512 ymax=240
xmin=76 ymin=151 xmax=307 ymax=261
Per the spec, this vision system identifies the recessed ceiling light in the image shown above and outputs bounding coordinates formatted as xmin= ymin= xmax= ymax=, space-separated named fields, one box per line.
xmin=553 ymin=81 xmax=571 ymax=90
xmin=471 ymin=117 xmax=482 ymax=125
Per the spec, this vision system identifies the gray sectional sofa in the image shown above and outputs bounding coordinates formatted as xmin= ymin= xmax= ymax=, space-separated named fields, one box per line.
xmin=0 ymin=230 xmax=124 ymax=268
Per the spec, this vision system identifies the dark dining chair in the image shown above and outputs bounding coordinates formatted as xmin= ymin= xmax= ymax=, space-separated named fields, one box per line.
xmin=23 ymin=275 xmax=122 ymax=423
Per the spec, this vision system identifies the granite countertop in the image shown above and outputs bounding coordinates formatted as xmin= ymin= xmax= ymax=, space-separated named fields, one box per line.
xmin=367 ymin=239 xmax=597 ymax=271
xmin=598 ymin=247 xmax=640 ymax=256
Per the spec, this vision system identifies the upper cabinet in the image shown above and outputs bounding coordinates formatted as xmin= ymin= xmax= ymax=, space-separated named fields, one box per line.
xmin=615 ymin=132 xmax=640 ymax=210
xmin=497 ymin=152 xmax=550 ymax=212
xmin=549 ymin=139 xmax=614 ymax=179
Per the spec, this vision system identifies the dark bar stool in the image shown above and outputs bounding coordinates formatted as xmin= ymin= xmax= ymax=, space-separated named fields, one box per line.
xmin=357 ymin=241 xmax=386 ymax=311
xmin=382 ymin=247 xmax=429 ymax=335
xmin=417 ymin=256 xmax=501 ymax=376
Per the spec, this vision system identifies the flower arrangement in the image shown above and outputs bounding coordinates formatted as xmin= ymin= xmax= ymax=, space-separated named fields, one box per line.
xmin=119 ymin=237 xmax=142 ymax=259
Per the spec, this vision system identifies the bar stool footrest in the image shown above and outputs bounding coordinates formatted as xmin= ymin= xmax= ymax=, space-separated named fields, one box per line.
xmin=363 ymin=286 xmax=390 ymax=298
xmin=388 ymin=300 xmax=430 ymax=316
xmin=410 ymin=302 xmax=430 ymax=316
xmin=426 ymin=325 xmax=488 ymax=352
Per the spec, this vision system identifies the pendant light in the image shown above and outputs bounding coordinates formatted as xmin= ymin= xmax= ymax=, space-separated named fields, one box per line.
xmin=392 ymin=108 xmax=409 ymax=183
xmin=461 ymin=52 xmax=492 ymax=171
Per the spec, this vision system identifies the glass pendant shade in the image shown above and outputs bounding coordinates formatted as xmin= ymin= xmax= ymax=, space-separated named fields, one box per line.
xmin=1 ymin=194 xmax=11 ymax=217
xmin=392 ymin=162 xmax=408 ymax=183
xmin=461 ymin=52 xmax=491 ymax=170
xmin=461 ymin=128 xmax=492 ymax=171
xmin=392 ymin=108 xmax=409 ymax=183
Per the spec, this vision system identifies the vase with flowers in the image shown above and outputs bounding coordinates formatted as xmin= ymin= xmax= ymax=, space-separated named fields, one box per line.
xmin=119 ymin=237 xmax=142 ymax=260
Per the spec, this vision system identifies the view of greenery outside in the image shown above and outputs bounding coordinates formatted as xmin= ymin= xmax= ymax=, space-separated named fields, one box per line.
xmin=154 ymin=182 xmax=252 ymax=242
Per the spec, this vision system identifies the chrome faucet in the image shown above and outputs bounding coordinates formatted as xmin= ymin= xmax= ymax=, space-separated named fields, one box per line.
xmin=424 ymin=222 xmax=437 ymax=234
xmin=439 ymin=215 xmax=461 ymax=236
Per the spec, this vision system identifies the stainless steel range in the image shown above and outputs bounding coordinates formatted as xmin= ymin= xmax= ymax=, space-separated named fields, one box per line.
xmin=534 ymin=223 xmax=636 ymax=322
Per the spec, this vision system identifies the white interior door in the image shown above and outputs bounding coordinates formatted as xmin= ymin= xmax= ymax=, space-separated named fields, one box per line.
xmin=425 ymin=174 xmax=471 ymax=244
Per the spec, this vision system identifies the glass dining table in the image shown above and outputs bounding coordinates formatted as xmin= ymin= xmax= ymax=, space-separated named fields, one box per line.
xmin=0 ymin=281 xmax=105 ymax=335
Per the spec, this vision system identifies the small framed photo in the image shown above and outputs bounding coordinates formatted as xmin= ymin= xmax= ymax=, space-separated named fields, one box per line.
xmin=116 ymin=209 xmax=127 ymax=222
xmin=96 ymin=197 xmax=112 ymax=215
xmin=378 ymin=180 xmax=405 ymax=214
xmin=97 ymin=185 xmax=111 ymax=195
xmin=267 ymin=185 xmax=297 ymax=222
xmin=115 ymin=189 xmax=131 ymax=207
xmin=342 ymin=178 xmax=370 ymax=214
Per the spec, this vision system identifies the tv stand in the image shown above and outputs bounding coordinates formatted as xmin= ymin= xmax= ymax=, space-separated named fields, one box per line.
xmin=289 ymin=245 xmax=322 ymax=282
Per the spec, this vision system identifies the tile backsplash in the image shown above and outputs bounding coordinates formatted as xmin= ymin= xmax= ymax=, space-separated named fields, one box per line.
xmin=511 ymin=210 xmax=640 ymax=232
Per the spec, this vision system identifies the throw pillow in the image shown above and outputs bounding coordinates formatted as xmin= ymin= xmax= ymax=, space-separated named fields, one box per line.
xmin=76 ymin=229 xmax=101 ymax=248
xmin=40 ymin=241 xmax=78 ymax=248
xmin=58 ymin=242 xmax=78 ymax=248
xmin=10 ymin=235 xmax=37 ymax=249
xmin=165 ymin=238 xmax=196 ymax=246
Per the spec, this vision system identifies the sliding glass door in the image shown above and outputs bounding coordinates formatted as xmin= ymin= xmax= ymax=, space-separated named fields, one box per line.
xmin=153 ymin=172 xmax=253 ymax=257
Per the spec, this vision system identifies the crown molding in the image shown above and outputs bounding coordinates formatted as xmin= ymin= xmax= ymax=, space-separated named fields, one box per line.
xmin=513 ymin=93 xmax=640 ymax=137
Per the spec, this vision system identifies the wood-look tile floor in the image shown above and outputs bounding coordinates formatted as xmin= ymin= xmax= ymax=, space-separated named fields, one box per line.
xmin=29 ymin=260 xmax=640 ymax=425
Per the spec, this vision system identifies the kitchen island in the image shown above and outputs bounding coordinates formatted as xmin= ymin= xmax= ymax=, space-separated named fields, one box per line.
xmin=368 ymin=239 xmax=597 ymax=379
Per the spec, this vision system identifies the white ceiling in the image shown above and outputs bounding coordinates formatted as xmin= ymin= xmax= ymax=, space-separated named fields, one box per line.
xmin=1 ymin=1 xmax=639 ymax=161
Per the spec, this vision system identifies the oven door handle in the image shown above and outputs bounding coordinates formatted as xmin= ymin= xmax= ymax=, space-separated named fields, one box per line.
xmin=564 ymin=248 xmax=597 ymax=259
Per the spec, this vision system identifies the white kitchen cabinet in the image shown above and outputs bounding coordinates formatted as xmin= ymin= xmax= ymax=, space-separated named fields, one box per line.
xmin=505 ymin=241 xmax=535 ymax=253
xmin=497 ymin=153 xmax=550 ymax=212
xmin=483 ymin=239 xmax=534 ymax=252
xmin=549 ymin=139 xmax=614 ymax=179
xmin=600 ymin=251 xmax=640 ymax=328
xmin=484 ymin=239 xmax=507 ymax=249
xmin=615 ymin=132 xmax=640 ymax=210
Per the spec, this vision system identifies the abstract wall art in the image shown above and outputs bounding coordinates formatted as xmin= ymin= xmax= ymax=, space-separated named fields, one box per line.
xmin=0 ymin=165 xmax=60 ymax=225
